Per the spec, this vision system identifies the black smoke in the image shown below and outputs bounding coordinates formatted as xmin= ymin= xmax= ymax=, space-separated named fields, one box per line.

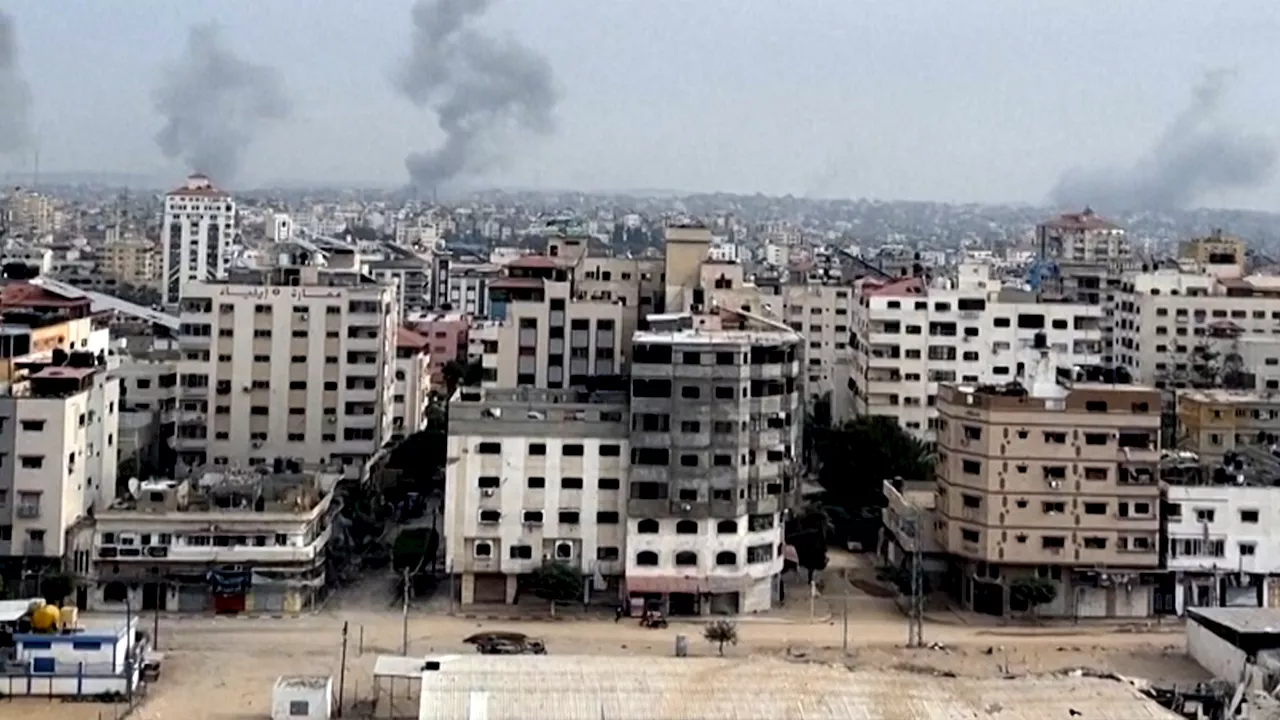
xmin=395 ymin=0 xmax=558 ymax=194
xmin=153 ymin=23 xmax=290 ymax=183
xmin=1050 ymin=69 xmax=1277 ymax=211
xmin=0 ymin=11 xmax=33 ymax=156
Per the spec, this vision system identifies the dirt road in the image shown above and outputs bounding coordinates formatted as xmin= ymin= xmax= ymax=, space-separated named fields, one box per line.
xmin=108 ymin=596 xmax=1204 ymax=720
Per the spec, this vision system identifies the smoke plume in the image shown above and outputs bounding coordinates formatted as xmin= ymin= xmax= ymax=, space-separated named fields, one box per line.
xmin=1050 ymin=70 xmax=1277 ymax=211
xmin=0 ymin=11 xmax=33 ymax=156
xmin=153 ymin=23 xmax=290 ymax=183
xmin=396 ymin=0 xmax=558 ymax=193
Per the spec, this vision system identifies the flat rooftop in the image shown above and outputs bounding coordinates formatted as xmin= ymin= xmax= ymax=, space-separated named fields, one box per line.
xmin=632 ymin=329 xmax=799 ymax=346
xmin=1188 ymin=607 xmax=1280 ymax=635
xmin=1177 ymin=388 xmax=1279 ymax=405
xmin=414 ymin=655 xmax=1178 ymax=720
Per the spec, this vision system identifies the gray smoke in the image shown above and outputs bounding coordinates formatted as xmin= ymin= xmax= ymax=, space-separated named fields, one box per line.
xmin=1050 ymin=70 xmax=1277 ymax=211
xmin=153 ymin=23 xmax=290 ymax=183
xmin=0 ymin=11 xmax=33 ymax=156
xmin=396 ymin=0 xmax=558 ymax=193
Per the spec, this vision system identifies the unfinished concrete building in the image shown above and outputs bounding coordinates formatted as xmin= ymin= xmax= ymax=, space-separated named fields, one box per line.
xmin=624 ymin=318 xmax=802 ymax=614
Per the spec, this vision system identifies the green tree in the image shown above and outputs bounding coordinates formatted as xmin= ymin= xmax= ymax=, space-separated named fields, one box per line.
xmin=1009 ymin=576 xmax=1058 ymax=620
xmin=528 ymin=562 xmax=582 ymax=616
xmin=810 ymin=416 xmax=933 ymax=548
xmin=703 ymin=620 xmax=739 ymax=656
xmin=40 ymin=572 xmax=74 ymax=606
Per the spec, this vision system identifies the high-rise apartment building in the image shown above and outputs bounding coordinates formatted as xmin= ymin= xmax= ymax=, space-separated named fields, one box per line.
xmin=99 ymin=238 xmax=161 ymax=288
xmin=933 ymin=364 xmax=1162 ymax=617
xmin=1034 ymin=209 xmax=1131 ymax=365
xmin=625 ymin=320 xmax=802 ymax=613
xmin=162 ymin=174 xmax=237 ymax=307
xmin=473 ymin=256 xmax=629 ymax=388
xmin=174 ymin=247 xmax=397 ymax=475
xmin=850 ymin=261 xmax=1104 ymax=439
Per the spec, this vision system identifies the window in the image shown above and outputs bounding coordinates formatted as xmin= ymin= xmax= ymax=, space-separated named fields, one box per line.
xmin=637 ymin=519 xmax=659 ymax=534
xmin=1042 ymin=536 xmax=1066 ymax=549
xmin=20 ymin=420 xmax=44 ymax=431
xmin=1241 ymin=543 xmax=1257 ymax=556
xmin=1083 ymin=502 xmax=1107 ymax=515
xmin=631 ymin=448 xmax=669 ymax=466
xmin=599 ymin=444 xmax=621 ymax=457
xmin=20 ymin=456 xmax=43 ymax=469
xmin=681 ymin=385 xmax=701 ymax=399
xmin=561 ymin=477 xmax=584 ymax=489
xmin=562 ymin=444 xmax=584 ymax=457
xmin=522 ymin=510 xmax=543 ymax=524
xmin=477 ymin=442 xmax=501 ymax=454
xmin=558 ymin=510 xmax=580 ymax=524
xmin=675 ymin=520 xmax=698 ymax=534
xmin=675 ymin=551 xmax=697 ymax=566
xmin=527 ymin=476 xmax=546 ymax=488
xmin=1196 ymin=508 xmax=1216 ymax=522
xmin=597 ymin=511 xmax=619 ymax=524
xmin=474 ymin=542 xmax=492 ymax=558
xmin=1083 ymin=433 xmax=1108 ymax=446
xmin=961 ymin=459 xmax=981 ymax=475
xmin=680 ymin=420 xmax=701 ymax=433
xmin=636 ymin=551 xmax=659 ymax=566
xmin=1241 ymin=509 xmax=1260 ymax=524
xmin=477 ymin=476 xmax=499 ymax=489
xmin=509 ymin=544 xmax=533 ymax=559
xmin=478 ymin=510 xmax=501 ymax=523
xmin=716 ymin=520 xmax=737 ymax=533
xmin=598 ymin=477 xmax=620 ymax=490
xmin=714 ymin=386 xmax=735 ymax=400
xmin=529 ymin=443 xmax=547 ymax=456
xmin=680 ymin=454 xmax=699 ymax=467
xmin=716 ymin=551 xmax=737 ymax=566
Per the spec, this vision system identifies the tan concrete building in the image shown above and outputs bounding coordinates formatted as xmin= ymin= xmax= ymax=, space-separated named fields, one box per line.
xmin=1175 ymin=389 xmax=1280 ymax=465
xmin=933 ymin=365 xmax=1162 ymax=618
xmin=471 ymin=255 xmax=627 ymax=388
xmin=99 ymin=238 xmax=161 ymax=288
xmin=174 ymin=246 xmax=398 ymax=475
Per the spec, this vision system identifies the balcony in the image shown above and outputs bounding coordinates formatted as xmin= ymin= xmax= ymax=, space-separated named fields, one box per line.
xmin=16 ymin=504 xmax=40 ymax=519
xmin=106 ymin=528 xmax=330 ymax=565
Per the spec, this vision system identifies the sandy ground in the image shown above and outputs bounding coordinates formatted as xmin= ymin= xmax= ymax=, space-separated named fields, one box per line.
xmin=121 ymin=597 xmax=1201 ymax=719
xmin=8 ymin=561 xmax=1210 ymax=719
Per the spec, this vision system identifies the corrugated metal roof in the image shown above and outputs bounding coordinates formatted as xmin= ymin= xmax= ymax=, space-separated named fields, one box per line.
xmin=415 ymin=655 xmax=1180 ymax=720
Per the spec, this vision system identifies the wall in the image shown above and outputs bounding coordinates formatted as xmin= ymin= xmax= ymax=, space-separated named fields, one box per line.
xmin=1187 ymin=617 xmax=1248 ymax=682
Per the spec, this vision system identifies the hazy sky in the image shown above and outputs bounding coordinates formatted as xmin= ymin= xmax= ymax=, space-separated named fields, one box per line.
xmin=3 ymin=0 xmax=1279 ymax=208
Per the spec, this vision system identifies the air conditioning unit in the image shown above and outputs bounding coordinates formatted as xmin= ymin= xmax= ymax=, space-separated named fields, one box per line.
xmin=481 ymin=489 xmax=495 ymax=497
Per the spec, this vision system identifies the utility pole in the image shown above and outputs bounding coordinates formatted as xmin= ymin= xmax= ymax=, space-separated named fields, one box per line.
xmin=401 ymin=568 xmax=410 ymax=655
xmin=841 ymin=595 xmax=849 ymax=654
xmin=907 ymin=512 xmax=925 ymax=648
xmin=337 ymin=621 xmax=349 ymax=718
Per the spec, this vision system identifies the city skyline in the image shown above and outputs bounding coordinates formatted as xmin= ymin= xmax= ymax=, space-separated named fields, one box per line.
xmin=2 ymin=0 xmax=1279 ymax=209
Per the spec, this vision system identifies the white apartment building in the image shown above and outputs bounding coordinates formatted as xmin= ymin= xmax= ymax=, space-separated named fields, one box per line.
xmin=161 ymin=174 xmax=237 ymax=306
xmin=393 ymin=327 xmax=432 ymax=440
xmin=77 ymin=469 xmax=338 ymax=613
xmin=0 ymin=284 xmax=120 ymax=568
xmin=447 ymin=261 xmax=499 ymax=317
xmin=851 ymin=261 xmax=1104 ymax=439
xmin=1165 ymin=482 xmax=1280 ymax=615
xmin=1117 ymin=266 xmax=1280 ymax=389
xmin=444 ymin=388 xmax=630 ymax=605
xmin=174 ymin=248 xmax=398 ymax=475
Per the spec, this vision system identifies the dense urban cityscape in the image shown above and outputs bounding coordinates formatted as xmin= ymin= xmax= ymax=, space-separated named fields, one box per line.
xmin=5 ymin=1 xmax=1280 ymax=719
